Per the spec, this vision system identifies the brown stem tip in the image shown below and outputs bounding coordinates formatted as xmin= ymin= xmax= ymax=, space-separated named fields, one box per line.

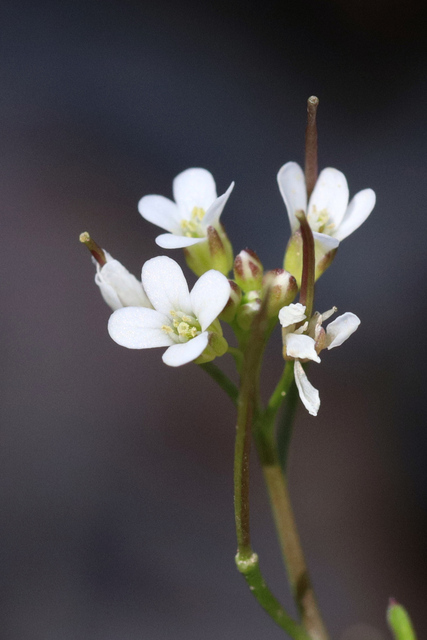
xmin=305 ymin=96 xmax=319 ymax=200
xmin=79 ymin=231 xmax=107 ymax=266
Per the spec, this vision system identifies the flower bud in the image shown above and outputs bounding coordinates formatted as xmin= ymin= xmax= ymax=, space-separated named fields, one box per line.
xmin=235 ymin=291 xmax=261 ymax=331
xmin=219 ymin=280 xmax=242 ymax=323
xmin=194 ymin=326 xmax=229 ymax=364
xmin=387 ymin=599 xmax=417 ymax=640
xmin=262 ymin=268 xmax=298 ymax=318
xmin=184 ymin=225 xmax=233 ymax=277
xmin=234 ymin=249 xmax=264 ymax=293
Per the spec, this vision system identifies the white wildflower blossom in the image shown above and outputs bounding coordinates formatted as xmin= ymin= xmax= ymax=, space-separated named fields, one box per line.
xmin=277 ymin=162 xmax=376 ymax=254
xmin=108 ymin=256 xmax=230 ymax=366
xmin=138 ymin=168 xmax=234 ymax=249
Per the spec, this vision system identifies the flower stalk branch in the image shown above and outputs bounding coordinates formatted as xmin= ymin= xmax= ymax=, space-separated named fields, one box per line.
xmin=199 ymin=362 xmax=238 ymax=405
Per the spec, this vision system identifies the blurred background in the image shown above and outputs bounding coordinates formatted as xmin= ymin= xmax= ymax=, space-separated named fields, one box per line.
xmin=1 ymin=0 xmax=426 ymax=638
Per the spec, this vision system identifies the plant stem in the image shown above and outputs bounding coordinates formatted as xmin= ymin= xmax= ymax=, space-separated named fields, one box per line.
xmin=233 ymin=303 xmax=311 ymax=639
xmin=235 ymin=552 xmax=311 ymax=640
xmin=227 ymin=345 xmax=244 ymax=373
xmin=199 ymin=362 xmax=238 ymax=406
xmin=266 ymin=360 xmax=295 ymax=420
xmin=277 ymin=374 xmax=299 ymax=472
xmin=234 ymin=304 xmax=267 ymax=554
xmin=260 ymin=451 xmax=329 ymax=640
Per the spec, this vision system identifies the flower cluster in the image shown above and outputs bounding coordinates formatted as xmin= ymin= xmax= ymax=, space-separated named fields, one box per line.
xmin=81 ymin=160 xmax=374 ymax=415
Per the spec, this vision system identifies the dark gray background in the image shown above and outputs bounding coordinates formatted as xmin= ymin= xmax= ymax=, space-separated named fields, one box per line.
xmin=1 ymin=0 xmax=426 ymax=638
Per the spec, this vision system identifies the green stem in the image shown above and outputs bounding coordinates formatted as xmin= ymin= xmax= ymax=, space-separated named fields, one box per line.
xmin=227 ymin=346 xmax=244 ymax=374
xmin=262 ymin=462 xmax=329 ymax=640
xmin=233 ymin=302 xmax=311 ymax=639
xmin=266 ymin=361 xmax=295 ymax=421
xmin=277 ymin=376 xmax=299 ymax=472
xmin=199 ymin=362 xmax=238 ymax=406
xmin=236 ymin=552 xmax=311 ymax=640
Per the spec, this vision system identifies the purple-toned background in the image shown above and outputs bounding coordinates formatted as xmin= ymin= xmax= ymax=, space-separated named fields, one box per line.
xmin=1 ymin=1 xmax=426 ymax=638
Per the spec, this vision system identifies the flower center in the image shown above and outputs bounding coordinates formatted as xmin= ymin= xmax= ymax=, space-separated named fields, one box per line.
xmin=180 ymin=206 xmax=206 ymax=238
xmin=307 ymin=205 xmax=335 ymax=234
xmin=161 ymin=310 xmax=202 ymax=343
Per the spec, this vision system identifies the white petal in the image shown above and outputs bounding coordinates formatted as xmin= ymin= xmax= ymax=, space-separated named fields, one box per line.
xmin=285 ymin=334 xmax=320 ymax=363
xmin=277 ymin=162 xmax=307 ymax=231
xmin=203 ymin=181 xmax=234 ymax=228
xmin=96 ymin=280 xmax=122 ymax=311
xmin=308 ymin=168 xmax=349 ymax=229
xmin=155 ymin=233 xmax=205 ymax=249
xmin=333 ymin=189 xmax=376 ymax=241
xmin=312 ymin=231 xmax=340 ymax=253
xmin=173 ymin=168 xmax=217 ymax=215
xmin=190 ymin=270 xmax=230 ymax=331
xmin=162 ymin=331 xmax=209 ymax=367
xmin=141 ymin=256 xmax=192 ymax=316
xmin=326 ymin=312 xmax=360 ymax=349
xmin=138 ymin=195 xmax=182 ymax=234
xmin=278 ymin=302 xmax=306 ymax=328
xmin=96 ymin=259 xmax=151 ymax=310
xmin=294 ymin=361 xmax=320 ymax=416
xmin=108 ymin=307 xmax=174 ymax=349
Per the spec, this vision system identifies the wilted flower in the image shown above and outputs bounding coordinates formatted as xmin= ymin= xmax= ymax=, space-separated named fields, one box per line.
xmin=279 ymin=302 xmax=360 ymax=416
xmin=108 ymin=256 xmax=230 ymax=366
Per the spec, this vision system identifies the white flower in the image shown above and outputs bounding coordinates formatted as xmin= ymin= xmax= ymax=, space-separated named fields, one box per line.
xmin=279 ymin=302 xmax=360 ymax=416
xmin=95 ymin=251 xmax=151 ymax=311
xmin=108 ymin=256 xmax=231 ymax=366
xmin=277 ymin=162 xmax=375 ymax=253
xmin=138 ymin=168 xmax=234 ymax=249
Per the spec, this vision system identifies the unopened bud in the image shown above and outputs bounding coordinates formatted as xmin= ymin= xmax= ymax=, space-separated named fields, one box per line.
xmin=234 ymin=249 xmax=264 ymax=292
xmin=262 ymin=269 xmax=298 ymax=318
xmin=184 ymin=225 xmax=233 ymax=277
xmin=235 ymin=292 xmax=262 ymax=331
xmin=195 ymin=329 xmax=228 ymax=364
xmin=387 ymin=599 xmax=417 ymax=640
xmin=219 ymin=280 xmax=242 ymax=323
